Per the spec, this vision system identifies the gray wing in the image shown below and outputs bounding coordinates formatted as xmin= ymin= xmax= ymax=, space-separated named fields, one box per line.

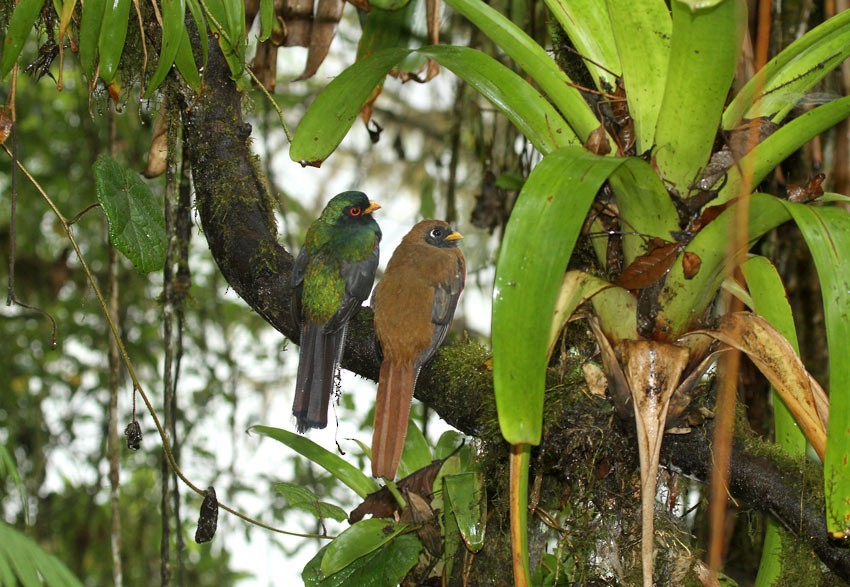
xmin=416 ymin=255 xmax=466 ymax=371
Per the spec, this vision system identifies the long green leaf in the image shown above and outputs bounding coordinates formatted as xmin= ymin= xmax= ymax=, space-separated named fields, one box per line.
xmin=144 ymin=0 xmax=187 ymax=98
xmin=653 ymin=0 xmax=746 ymax=192
xmin=741 ymin=255 xmax=805 ymax=587
xmin=290 ymin=46 xmax=575 ymax=165
xmin=778 ymin=203 xmax=850 ymax=537
xmin=250 ymin=426 xmax=380 ymax=498
xmin=544 ymin=0 xmax=620 ymax=90
xmin=444 ymin=0 xmax=604 ymax=144
xmin=718 ymin=96 xmax=850 ymax=204
xmin=78 ymin=0 xmax=107 ymax=79
xmin=98 ymin=0 xmax=133 ymax=83
xmin=0 ymin=0 xmax=44 ymax=78
xmin=493 ymin=147 xmax=630 ymax=444
xmin=724 ymin=9 xmax=850 ymax=127
xmin=606 ymin=0 xmax=671 ymax=153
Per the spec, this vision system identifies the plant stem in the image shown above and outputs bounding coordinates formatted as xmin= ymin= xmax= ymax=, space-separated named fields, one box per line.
xmin=509 ymin=443 xmax=531 ymax=587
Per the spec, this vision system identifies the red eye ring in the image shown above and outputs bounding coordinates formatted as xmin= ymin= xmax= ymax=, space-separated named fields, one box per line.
xmin=349 ymin=207 xmax=362 ymax=217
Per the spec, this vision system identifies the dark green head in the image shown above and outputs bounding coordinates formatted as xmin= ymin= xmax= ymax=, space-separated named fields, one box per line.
xmin=305 ymin=191 xmax=382 ymax=256
xmin=318 ymin=191 xmax=381 ymax=231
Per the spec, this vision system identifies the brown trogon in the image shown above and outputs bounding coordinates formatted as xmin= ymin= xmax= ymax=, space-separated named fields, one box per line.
xmin=370 ymin=220 xmax=466 ymax=479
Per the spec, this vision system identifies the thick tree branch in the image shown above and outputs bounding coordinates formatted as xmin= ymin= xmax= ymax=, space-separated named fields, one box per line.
xmin=178 ymin=40 xmax=850 ymax=580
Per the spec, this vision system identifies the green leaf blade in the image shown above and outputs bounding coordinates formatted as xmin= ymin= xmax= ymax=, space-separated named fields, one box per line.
xmin=303 ymin=533 xmax=421 ymax=587
xmin=444 ymin=0 xmax=604 ymax=144
xmin=724 ymin=9 xmax=850 ymax=127
xmin=545 ymin=0 xmax=620 ymax=90
xmin=444 ymin=472 xmax=486 ymax=552
xmin=653 ymin=0 xmax=746 ymax=191
xmin=396 ymin=419 xmax=432 ymax=479
xmin=274 ymin=482 xmax=349 ymax=522
xmin=250 ymin=426 xmax=380 ymax=498
xmin=1 ymin=0 xmax=45 ymax=78
xmin=93 ymin=156 xmax=166 ymax=274
xmin=492 ymin=147 xmax=627 ymax=444
xmin=98 ymin=0 xmax=133 ymax=83
xmin=779 ymin=203 xmax=850 ymax=537
xmin=144 ymin=0 xmax=187 ymax=98
xmin=320 ymin=519 xmax=411 ymax=577
xmin=606 ymin=0 xmax=672 ymax=153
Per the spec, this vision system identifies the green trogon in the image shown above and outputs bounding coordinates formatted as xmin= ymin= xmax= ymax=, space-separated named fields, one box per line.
xmin=371 ymin=220 xmax=465 ymax=478
xmin=292 ymin=191 xmax=382 ymax=432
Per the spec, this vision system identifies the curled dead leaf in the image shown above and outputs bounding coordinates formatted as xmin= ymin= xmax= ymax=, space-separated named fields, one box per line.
xmin=682 ymin=251 xmax=702 ymax=279
xmin=685 ymin=311 xmax=827 ymax=460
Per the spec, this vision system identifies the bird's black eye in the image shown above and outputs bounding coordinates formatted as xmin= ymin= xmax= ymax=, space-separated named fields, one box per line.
xmin=348 ymin=206 xmax=362 ymax=217
xmin=430 ymin=227 xmax=444 ymax=239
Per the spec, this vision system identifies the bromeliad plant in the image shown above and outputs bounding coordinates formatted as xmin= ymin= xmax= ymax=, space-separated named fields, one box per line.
xmin=290 ymin=0 xmax=850 ymax=583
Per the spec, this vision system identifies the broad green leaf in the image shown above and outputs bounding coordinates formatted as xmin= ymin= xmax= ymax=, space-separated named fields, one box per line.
xmin=493 ymin=147 xmax=630 ymax=444
xmin=93 ymin=156 xmax=166 ymax=274
xmin=291 ymin=46 xmax=574 ymax=165
xmin=544 ymin=0 xmax=620 ymax=90
xmin=250 ymin=426 xmax=380 ymax=498
xmin=0 ymin=522 xmax=84 ymax=587
xmin=321 ymin=519 xmax=411 ymax=577
xmin=607 ymin=0 xmax=671 ymax=153
xmin=396 ymin=419 xmax=432 ymax=479
xmin=1 ymin=0 xmax=45 ymax=78
xmin=741 ymin=256 xmax=805 ymax=587
xmin=653 ymin=0 xmax=746 ymax=191
xmin=303 ymin=534 xmax=421 ymax=587
xmin=778 ymin=203 xmax=850 ymax=537
xmin=144 ymin=0 xmax=187 ymax=98
xmin=724 ymin=9 xmax=850 ymax=127
xmin=79 ymin=0 xmax=107 ymax=78
xmin=98 ymin=0 xmax=133 ymax=83
xmin=445 ymin=0 xmax=603 ymax=144
xmin=719 ymin=96 xmax=850 ymax=204
xmin=274 ymin=482 xmax=349 ymax=522
xmin=444 ymin=473 xmax=486 ymax=552
xmin=654 ymin=193 xmax=793 ymax=337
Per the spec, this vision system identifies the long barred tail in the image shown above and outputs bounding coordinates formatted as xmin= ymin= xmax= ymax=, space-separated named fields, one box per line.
xmin=371 ymin=361 xmax=415 ymax=479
